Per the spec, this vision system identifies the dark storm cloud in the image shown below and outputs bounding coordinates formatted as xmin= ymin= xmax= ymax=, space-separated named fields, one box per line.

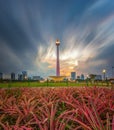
xmin=0 ymin=0 xmax=114 ymax=77
xmin=0 ymin=0 xmax=40 ymax=73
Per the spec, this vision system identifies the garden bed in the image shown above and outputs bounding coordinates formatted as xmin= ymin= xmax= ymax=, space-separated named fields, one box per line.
xmin=0 ymin=87 xmax=114 ymax=130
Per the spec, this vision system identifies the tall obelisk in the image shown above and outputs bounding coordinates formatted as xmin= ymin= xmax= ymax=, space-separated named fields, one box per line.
xmin=49 ymin=39 xmax=65 ymax=81
xmin=56 ymin=39 xmax=60 ymax=76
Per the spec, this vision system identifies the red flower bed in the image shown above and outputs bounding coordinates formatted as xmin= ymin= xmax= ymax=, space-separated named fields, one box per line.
xmin=0 ymin=87 xmax=114 ymax=130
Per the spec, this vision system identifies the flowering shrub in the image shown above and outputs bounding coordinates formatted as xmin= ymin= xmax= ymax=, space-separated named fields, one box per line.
xmin=0 ymin=87 xmax=114 ymax=130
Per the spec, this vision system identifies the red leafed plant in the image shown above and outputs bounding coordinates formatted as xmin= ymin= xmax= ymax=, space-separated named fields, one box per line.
xmin=0 ymin=87 xmax=114 ymax=130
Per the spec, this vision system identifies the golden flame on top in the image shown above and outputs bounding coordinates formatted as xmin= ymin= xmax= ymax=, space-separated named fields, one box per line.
xmin=56 ymin=39 xmax=60 ymax=45
xmin=102 ymin=69 xmax=106 ymax=73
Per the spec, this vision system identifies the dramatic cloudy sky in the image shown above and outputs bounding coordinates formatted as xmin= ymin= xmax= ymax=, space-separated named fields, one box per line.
xmin=0 ymin=0 xmax=114 ymax=78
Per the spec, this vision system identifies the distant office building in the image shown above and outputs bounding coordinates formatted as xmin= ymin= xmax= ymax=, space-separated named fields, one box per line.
xmin=81 ymin=74 xmax=84 ymax=80
xmin=18 ymin=74 xmax=23 ymax=81
xmin=28 ymin=77 xmax=32 ymax=80
xmin=0 ymin=73 xmax=3 ymax=80
xmin=22 ymin=71 xmax=27 ymax=80
xmin=33 ymin=76 xmax=41 ymax=80
xmin=11 ymin=73 xmax=15 ymax=80
xmin=77 ymin=76 xmax=80 ymax=79
xmin=95 ymin=75 xmax=102 ymax=80
xmin=71 ymin=72 xmax=76 ymax=80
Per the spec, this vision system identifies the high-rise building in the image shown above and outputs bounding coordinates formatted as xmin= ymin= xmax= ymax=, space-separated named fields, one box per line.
xmin=81 ymin=74 xmax=84 ymax=80
xmin=71 ymin=72 xmax=76 ymax=80
xmin=18 ymin=74 xmax=23 ymax=81
xmin=22 ymin=71 xmax=27 ymax=80
xmin=0 ymin=73 xmax=3 ymax=80
xmin=11 ymin=73 xmax=15 ymax=80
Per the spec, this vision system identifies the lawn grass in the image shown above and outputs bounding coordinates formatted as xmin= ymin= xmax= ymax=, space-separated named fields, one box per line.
xmin=0 ymin=80 xmax=111 ymax=88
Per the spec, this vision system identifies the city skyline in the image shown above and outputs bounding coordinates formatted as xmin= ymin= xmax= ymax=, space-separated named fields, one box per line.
xmin=0 ymin=0 xmax=114 ymax=78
